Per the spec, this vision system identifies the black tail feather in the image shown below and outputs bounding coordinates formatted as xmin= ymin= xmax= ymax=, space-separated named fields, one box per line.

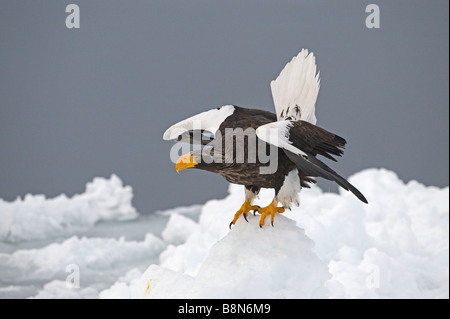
xmin=284 ymin=150 xmax=368 ymax=204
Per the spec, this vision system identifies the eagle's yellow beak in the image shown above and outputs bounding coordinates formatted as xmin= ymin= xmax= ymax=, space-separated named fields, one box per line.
xmin=176 ymin=153 xmax=198 ymax=173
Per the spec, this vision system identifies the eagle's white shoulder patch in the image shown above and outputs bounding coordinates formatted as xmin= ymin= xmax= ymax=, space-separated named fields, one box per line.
xmin=163 ymin=105 xmax=235 ymax=141
xmin=256 ymin=121 xmax=307 ymax=157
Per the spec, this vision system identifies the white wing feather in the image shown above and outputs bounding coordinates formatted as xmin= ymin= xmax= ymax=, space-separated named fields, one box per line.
xmin=270 ymin=49 xmax=320 ymax=124
xmin=255 ymin=120 xmax=307 ymax=157
xmin=163 ymin=105 xmax=235 ymax=141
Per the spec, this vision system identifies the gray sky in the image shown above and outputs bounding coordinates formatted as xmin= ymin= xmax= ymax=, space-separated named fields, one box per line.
xmin=0 ymin=1 xmax=448 ymax=213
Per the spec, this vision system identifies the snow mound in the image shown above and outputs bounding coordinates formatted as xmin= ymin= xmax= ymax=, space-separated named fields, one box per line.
xmin=103 ymin=168 xmax=448 ymax=299
xmin=0 ymin=174 xmax=138 ymax=242
xmin=142 ymin=215 xmax=329 ymax=298
xmin=161 ymin=213 xmax=200 ymax=245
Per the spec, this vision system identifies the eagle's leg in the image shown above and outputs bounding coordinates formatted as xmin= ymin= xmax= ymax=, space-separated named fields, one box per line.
xmin=229 ymin=188 xmax=260 ymax=229
xmin=229 ymin=199 xmax=259 ymax=228
xmin=256 ymin=199 xmax=285 ymax=227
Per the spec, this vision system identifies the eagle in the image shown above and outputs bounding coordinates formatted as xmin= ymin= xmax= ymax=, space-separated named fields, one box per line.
xmin=163 ymin=49 xmax=367 ymax=228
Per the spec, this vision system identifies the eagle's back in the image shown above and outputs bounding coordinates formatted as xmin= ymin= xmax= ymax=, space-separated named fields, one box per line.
xmin=215 ymin=106 xmax=296 ymax=192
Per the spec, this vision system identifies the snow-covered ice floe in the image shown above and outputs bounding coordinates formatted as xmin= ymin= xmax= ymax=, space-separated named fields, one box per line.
xmin=102 ymin=168 xmax=449 ymax=299
xmin=0 ymin=169 xmax=448 ymax=299
xmin=0 ymin=175 xmax=167 ymax=298
xmin=0 ymin=174 xmax=137 ymax=242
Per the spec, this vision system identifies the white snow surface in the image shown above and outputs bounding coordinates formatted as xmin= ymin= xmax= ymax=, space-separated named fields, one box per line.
xmin=0 ymin=169 xmax=448 ymax=299
xmin=0 ymin=174 xmax=137 ymax=242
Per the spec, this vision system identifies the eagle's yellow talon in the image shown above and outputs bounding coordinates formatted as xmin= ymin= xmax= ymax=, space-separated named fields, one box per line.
xmin=229 ymin=199 xmax=259 ymax=228
xmin=258 ymin=200 xmax=284 ymax=227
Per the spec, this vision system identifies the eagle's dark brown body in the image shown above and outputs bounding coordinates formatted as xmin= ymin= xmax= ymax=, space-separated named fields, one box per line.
xmin=196 ymin=107 xmax=315 ymax=195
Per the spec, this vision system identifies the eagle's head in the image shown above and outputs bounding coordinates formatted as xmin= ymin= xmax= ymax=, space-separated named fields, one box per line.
xmin=175 ymin=150 xmax=224 ymax=173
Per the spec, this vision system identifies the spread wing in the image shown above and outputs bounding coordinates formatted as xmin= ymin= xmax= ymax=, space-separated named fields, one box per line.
xmin=270 ymin=49 xmax=320 ymax=124
xmin=256 ymin=120 xmax=368 ymax=203
xmin=163 ymin=105 xmax=235 ymax=145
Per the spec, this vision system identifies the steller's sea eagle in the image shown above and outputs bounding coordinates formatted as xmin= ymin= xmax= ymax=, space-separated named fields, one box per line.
xmin=163 ymin=49 xmax=368 ymax=228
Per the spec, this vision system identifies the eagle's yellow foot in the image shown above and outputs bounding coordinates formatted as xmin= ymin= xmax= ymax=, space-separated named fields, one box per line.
xmin=229 ymin=199 xmax=260 ymax=229
xmin=256 ymin=199 xmax=285 ymax=227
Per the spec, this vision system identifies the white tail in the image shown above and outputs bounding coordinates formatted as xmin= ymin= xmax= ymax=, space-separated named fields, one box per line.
xmin=270 ymin=49 xmax=320 ymax=124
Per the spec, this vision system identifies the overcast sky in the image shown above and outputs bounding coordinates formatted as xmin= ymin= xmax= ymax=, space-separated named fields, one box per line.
xmin=0 ymin=0 xmax=448 ymax=213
